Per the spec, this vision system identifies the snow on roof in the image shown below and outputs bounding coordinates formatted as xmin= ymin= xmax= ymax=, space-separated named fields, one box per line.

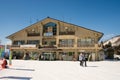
xmin=103 ymin=35 xmax=120 ymax=46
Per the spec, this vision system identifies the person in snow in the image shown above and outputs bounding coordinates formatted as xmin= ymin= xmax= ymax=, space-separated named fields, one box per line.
xmin=0 ymin=57 xmax=8 ymax=69
xmin=83 ymin=53 xmax=87 ymax=67
xmin=79 ymin=53 xmax=84 ymax=66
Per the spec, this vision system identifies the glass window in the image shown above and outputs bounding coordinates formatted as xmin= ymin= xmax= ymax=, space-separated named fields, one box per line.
xmin=43 ymin=22 xmax=57 ymax=36
xmin=77 ymin=38 xmax=95 ymax=47
xmin=42 ymin=38 xmax=56 ymax=46
xmin=13 ymin=40 xmax=25 ymax=45
xmin=59 ymin=39 xmax=74 ymax=47
xmin=27 ymin=40 xmax=40 ymax=44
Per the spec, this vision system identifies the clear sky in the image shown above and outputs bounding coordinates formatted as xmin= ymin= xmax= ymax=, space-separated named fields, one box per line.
xmin=0 ymin=0 xmax=120 ymax=44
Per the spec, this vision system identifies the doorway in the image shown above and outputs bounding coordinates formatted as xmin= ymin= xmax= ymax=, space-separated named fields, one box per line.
xmin=41 ymin=52 xmax=56 ymax=60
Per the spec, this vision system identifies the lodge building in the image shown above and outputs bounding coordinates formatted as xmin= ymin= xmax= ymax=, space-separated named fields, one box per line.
xmin=7 ymin=17 xmax=103 ymax=61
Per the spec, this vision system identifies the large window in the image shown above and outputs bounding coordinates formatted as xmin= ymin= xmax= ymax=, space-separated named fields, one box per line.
xmin=42 ymin=38 xmax=56 ymax=46
xmin=13 ymin=40 xmax=25 ymax=45
xmin=77 ymin=38 xmax=95 ymax=47
xmin=27 ymin=40 xmax=40 ymax=44
xmin=59 ymin=39 xmax=74 ymax=47
xmin=43 ymin=22 xmax=57 ymax=36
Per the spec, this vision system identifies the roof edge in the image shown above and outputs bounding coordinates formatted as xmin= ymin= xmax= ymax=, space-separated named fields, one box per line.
xmin=6 ymin=16 xmax=104 ymax=39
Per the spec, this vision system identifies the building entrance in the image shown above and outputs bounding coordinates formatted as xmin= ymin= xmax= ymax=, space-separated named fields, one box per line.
xmin=59 ymin=52 xmax=74 ymax=61
xmin=41 ymin=52 xmax=56 ymax=60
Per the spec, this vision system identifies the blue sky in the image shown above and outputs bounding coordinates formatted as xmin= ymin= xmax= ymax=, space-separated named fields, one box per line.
xmin=0 ymin=0 xmax=120 ymax=44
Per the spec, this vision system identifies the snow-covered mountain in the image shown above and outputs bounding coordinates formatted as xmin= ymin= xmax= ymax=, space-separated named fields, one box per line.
xmin=103 ymin=35 xmax=120 ymax=46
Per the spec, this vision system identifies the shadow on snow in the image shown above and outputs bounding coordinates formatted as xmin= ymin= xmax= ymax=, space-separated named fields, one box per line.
xmin=0 ymin=76 xmax=32 ymax=80
xmin=7 ymin=68 xmax=35 ymax=71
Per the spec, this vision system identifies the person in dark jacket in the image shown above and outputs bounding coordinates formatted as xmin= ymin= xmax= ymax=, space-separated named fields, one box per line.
xmin=83 ymin=54 xmax=87 ymax=67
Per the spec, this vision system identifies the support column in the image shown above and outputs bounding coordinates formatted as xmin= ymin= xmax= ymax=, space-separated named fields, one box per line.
xmin=40 ymin=22 xmax=43 ymax=46
xmin=74 ymin=37 xmax=77 ymax=48
xmin=56 ymin=37 xmax=59 ymax=47
xmin=74 ymin=50 xmax=78 ymax=61
xmin=9 ymin=49 xmax=12 ymax=66
xmin=57 ymin=22 xmax=60 ymax=36
xmin=56 ymin=52 xmax=59 ymax=60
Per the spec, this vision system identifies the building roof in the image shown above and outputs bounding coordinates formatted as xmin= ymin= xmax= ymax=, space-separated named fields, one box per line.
xmin=103 ymin=35 xmax=120 ymax=46
xmin=6 ymin=17 xmax=104 ymax=40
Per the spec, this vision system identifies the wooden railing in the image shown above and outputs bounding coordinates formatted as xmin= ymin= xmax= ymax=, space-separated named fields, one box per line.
xmin=27 ymin=33 xmax=40 ymax=36
xmin=77 ymin=44 xmax=95 ymax=47
xmin=58 ymin=44 xmax=74 ymax=47
xmin=59 ymin=31 xmax=75 ymax=35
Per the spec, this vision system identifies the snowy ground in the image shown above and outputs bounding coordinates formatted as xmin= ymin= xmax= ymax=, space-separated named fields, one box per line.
xmin=0 ymin=60 xmax=120 ymax=80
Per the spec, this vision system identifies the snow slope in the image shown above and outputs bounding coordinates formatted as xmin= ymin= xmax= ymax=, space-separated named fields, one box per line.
xmin=0 ymin=60 xmax=120 ymax=80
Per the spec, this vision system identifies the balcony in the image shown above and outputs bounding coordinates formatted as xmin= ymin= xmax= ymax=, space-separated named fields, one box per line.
xmin=77 ymin=44 xmax=95 ymax=47
xmin=59 ymin=31 xmax=75 ymax=35
xmin=27 ymin=33 xmax=40 ymax=36
xmin=44 ymin=45 xmax=56 ymax=48
xmin=38 ymin=45 xmax=58 ymax=51
xmin=11 ymin=44 xmax=37 ymax=50
xmin=10 ymin=45 xmax=20 ymax=49
xmin=77 ymin=44 xmax=102 ymax=50
xmin=58 ymin=44 xmax=74 ymax=47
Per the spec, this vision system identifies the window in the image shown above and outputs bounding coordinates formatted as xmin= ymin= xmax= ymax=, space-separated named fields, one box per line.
xmin=59 ymin=39 xmax=74 ymax=47
xmin=13 ymin=40 xmax=25 ymax=45
xmin=42 ymin=38 xmax=56 ymax=46
xmin=43 ymin=22 xmax=57 ymax=36
xmin=27 ymin=40 xmax=40 ymax=44
xmin=77 ymin=38 xmax=95 ymax=47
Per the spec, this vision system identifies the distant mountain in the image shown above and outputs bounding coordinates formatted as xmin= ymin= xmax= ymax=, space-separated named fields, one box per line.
xmin=103 ymin=35 xmax=120 ymax=46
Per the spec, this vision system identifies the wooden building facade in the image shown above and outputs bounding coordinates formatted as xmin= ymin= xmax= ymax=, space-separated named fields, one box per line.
xmin=7 ymin=17 xmax=103 ymax=61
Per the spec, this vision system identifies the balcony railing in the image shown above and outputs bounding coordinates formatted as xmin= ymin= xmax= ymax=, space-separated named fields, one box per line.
xmin=77 ymin=44 xmax=95 ymax=47
xmin=11 ymin=45 xmax=20 ymax=47
xmin=11 ymin=44 xmax=37 ymax=49
xmin=39 ymin=45 xmax=56 ymax=48
xmin=27 ymin=33 xmax=40 ymax=36
xmin=58 ymin=44 xmax=74 ymax=47
xmin=59 ymin=31 xmax=75 ymax=35
xmin=38 ymin=45 xmax=58 ymax=51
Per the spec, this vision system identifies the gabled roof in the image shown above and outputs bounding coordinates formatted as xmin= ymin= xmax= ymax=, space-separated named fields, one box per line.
xmin=48 ymin=17 xmax=103 ymax=40
xmin=103 ymin=35 xmax=120 ymax=46
xmin=6 ymin=17 xmax=104 ymax=40
xmin=6 ymin=17 xmax=49 ymax=39
xmin=48 ymin=17 xmax=103 ymax=34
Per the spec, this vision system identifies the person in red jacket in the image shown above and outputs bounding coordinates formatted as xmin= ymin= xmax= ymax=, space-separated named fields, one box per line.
xmin=1 ymin=57 xmax=8 ymax=68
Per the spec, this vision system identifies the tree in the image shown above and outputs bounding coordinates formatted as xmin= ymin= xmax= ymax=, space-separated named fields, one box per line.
xmin=104 ymin=41 xmax=114 ymax=59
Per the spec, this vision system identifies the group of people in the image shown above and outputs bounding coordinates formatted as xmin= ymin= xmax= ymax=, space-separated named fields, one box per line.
xmin=79 ymin=53 xmax=87 ymax=67
xmin=0 ymin=57 xmax=8 ymax=69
